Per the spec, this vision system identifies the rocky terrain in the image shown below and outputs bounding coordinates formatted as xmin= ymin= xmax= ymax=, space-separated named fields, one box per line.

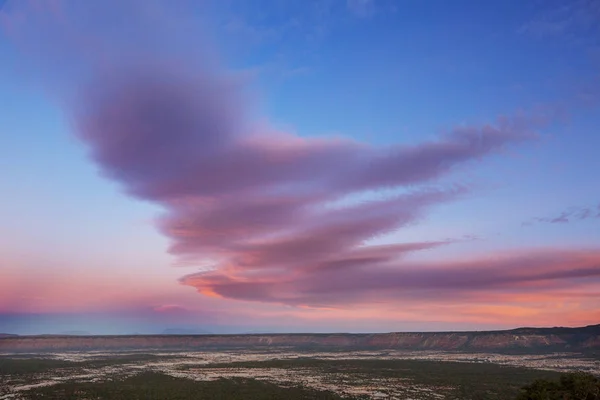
xmin=1 ymin=324 xmax=599 ymax=354
xmin=2 ymin=350 xmax=593 ymax=400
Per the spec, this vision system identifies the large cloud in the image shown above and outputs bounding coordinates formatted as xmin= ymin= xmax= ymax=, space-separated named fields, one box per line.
xmin=2 ymin=1 xmax=562 ymax=310
xmin=181 ymin=249 xmax=600 ymax=307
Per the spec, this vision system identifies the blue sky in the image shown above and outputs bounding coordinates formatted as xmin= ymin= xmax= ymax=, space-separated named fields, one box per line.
xmin=0 ymin=0 xmax=599 ymax=334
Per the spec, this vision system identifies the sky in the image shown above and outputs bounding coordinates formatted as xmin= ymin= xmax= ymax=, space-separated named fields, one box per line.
xmin=0 ymin=0 xmax=599 ymax=335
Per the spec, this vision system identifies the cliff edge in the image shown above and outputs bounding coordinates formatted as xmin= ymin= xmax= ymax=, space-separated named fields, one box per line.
xmin=1 ymin=324 xmax=598 ymax=353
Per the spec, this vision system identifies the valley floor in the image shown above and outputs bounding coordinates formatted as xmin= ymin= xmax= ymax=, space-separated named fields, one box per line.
xmin=1 ymin=349 xmax=598 ymax=399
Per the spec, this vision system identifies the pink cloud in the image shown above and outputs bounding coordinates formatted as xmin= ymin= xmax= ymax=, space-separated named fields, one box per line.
xmin=180 ymin=249 xmax=600 ymax=308
xmin=3 ymin=1 xmax=573 ymax=319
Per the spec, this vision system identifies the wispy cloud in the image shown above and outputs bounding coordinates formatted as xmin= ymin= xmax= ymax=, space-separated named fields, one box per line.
xmin=518 ymin=0 xmax=600 ymax=43
xmin=180 ymin=248 xmax=600 ymax=307
xmin=3 ymin=0 xmax=563 ymax=312
xmin=524 ymin=204 xmax=600 ymax=226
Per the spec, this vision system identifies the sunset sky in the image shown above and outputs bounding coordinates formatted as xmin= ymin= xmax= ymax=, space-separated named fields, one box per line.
xmin=1 ymin=0 xmax=599 ymax=335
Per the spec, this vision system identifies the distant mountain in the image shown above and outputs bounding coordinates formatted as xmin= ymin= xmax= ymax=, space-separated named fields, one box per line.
xmin=59 ymin=331 xmax=91 ymax=336
xmin=0 ymin=333 xmax=18 ymax=338
xmin=507 ymin=324 xmax=600 ymax=335
xmin=161 ymin=328 xmax=211 ymax=335
xmin=2 ymin=324 xmax=599 ymax=354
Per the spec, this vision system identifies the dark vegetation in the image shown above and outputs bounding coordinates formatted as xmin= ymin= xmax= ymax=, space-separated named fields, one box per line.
xmin=0 ymin=353 xmax=171 ymax=375
xmin=22 ymin=371 xmax=345 ymax=400
xmin=0 ymin=357 xmax=75 ymax=375
xmin=2 ymin=355 xmax=597 ymax=399
xmin=517 ymin=372 xmax=600 ymax=400
xmin=179 ymin=358 xmax=563 ymax=399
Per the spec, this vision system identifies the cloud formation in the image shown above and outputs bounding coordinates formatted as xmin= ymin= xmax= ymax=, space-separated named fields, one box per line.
xmin=181 ymin=248 xmax=600 ymax=307
xmin=3 ymin=1 xmax=559 ymax=310
xmin=524 ymin=204 xmax=600 ymax=225
xmin=519 ymin=0 xmax=600 ymax=40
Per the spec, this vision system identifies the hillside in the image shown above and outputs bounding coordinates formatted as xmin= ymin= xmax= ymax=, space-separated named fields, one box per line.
xmin=1 ymin=325 xmax=599 ymax=353
xmin=0 ymin=333 xmax=18 ymax=338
